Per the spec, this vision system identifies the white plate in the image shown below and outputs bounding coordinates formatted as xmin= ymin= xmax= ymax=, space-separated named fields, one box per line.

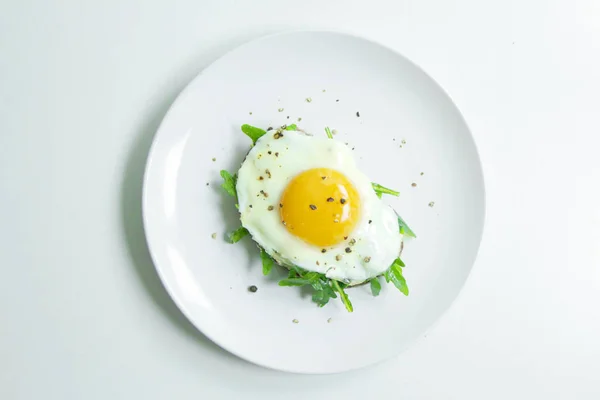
xmin=143 ymin=31 xmax=485 ymax=374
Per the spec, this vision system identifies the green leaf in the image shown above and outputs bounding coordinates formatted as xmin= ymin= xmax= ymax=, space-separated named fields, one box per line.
xmin=312 ymin=289 xmax=332 ymax=307
xmin=370 ymin=278 xmax=382 ymax=296
xmin=325 ymin=126 xmax=333 ymax=139
xmin=331 ymin=280 xmax=353 ymax=312
xmin=260 ymin=249 xmax=275 ymax=276
xmin=397 ymin=214 xmax=416 ymax=238
xmin=372 ymin=182 xmax=399 ymax=197
xmin=220 ymin=170 xmax=238 ymax=198
xmin=241 ymin=124 xmax=267 ymax=144
xmin=278 ymin=278 xmax=313 ymax=287
xmin=393 ymin=257 xmax=406 ymax=268
xmin=278 ymin=266 xmax=343 ymax=309
xmin=289 ymin=265 xmax=308 ymax=277
xmin=227 ymin=226 xmax=248 ymax=243
xmin=285 ymin=124 xmax=297 ymax=131
xmin=311 ymin=281 xmax=337 ymax=307
xmin=287 ymin=268 xmax=299 ymax=279
xmin=385 ymin=258 xmax=409 ymax=296
xmin=320 ymin=280 xmax=337 ymax=299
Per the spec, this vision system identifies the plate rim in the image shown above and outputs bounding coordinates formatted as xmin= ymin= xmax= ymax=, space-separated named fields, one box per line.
xmin=142 ymin=28 xmax=487 ymax=374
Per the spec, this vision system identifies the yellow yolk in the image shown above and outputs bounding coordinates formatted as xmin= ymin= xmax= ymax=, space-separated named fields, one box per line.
xmin=279 ymin=168 xmax=361 ymax=247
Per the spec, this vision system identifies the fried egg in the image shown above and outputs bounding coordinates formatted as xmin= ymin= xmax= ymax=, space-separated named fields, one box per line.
xmin=236 ymin=128 xmax=403 ymax=284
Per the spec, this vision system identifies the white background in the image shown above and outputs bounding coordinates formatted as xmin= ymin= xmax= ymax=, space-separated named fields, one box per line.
xmin=1 ymin=0 xmax=598 ymax=399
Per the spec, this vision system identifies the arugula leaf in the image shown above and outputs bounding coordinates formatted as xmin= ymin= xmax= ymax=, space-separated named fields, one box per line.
xmin=370 ymin=278 xmax=382 ymax=296
xmin=372 ymin=182 xmax=399 ymax=197
xmin=260 ymin=249 xmax=275 ymax=276
xmin=312 ymin=281 xmax=338 ymax=307
xmin=287 ymin=268 xmax=299 ymax=279
xmin=279 ymin=271 xmax=320 ymax=287
xmin=285 ymin=124 xmax=297 ymax=131
xmin=310 ymin=277 xmax=337 ymax=305
xmin=279 ymin=278 xmax=314 ymax=286
xmin=278 ymin=267 xmax=339 ymax=308
xmin=227 ymin=226 xmax=249 ymax=243
xmin=312 ymin=289 xmax=333 ymax=306
xmin=319 ymin=280 xmax=337 ymax=299
xmin=384 ymin=258 xmax=409 ymax=296
xmin=397 ymin=214 xmax=416 ymax=238
xmin=288 ymin=265 xmax=308 ymax=278
xmin=241 ymin=124 xmax=267 ymax=144
xmin=220 ymin=170 xmax=238 ymax=198
xmin=393 ymin=257 xmax=406 ymax=268
xmin=325 ymin=126 xmax=333 ymax=139
xmin=331 ymin=280 xmax=353 ymax=312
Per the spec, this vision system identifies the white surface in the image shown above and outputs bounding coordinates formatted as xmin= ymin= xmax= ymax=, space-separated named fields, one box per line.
xmin=143 ymin=31 xmax=485 ymax=373
xmin=0 ymin=0 xmax=598 ymax=398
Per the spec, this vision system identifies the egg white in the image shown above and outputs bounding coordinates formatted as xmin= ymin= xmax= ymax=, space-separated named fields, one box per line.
xmin=236 ymin=129 xmax=402 ymax=284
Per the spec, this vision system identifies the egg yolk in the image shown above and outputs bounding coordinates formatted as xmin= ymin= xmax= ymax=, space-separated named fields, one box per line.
xmin=279 ymin=168 xmax=361 ymax=247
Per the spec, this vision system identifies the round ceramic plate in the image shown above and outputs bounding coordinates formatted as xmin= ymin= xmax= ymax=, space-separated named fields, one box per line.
xmin=143 ymin=31 xmax=485 ymax=374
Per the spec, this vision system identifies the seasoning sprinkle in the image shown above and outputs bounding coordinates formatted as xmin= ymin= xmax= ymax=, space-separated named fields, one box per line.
xmin=206 ymin=182 xmax=209 ymax=186
xmin=249 ymin=205 xmax=253 ymax=208
xmin=212 ymin=157 xmax=216 ymax=162
xmin=364 ymin=256 xmax=371 ymax=263
xmin=420 ymin=172 xmax=424 ymax=176
xmin=316 ymin=261 xmax=320 ymax=265
xmin=287 ymin=116 xmax=290 ymax=119
xmin=273 ymin=132 xmax=283 ymax=139
xmin=267 ymin=205 xmax=274 ymax=211
xmin=327 ymin=197 xmax=334 ymax=202
xmin=275 ymin=152 xmax=279 ymax=157
xmin=345 ymin=247 xmax=352 ymax=253
xmin=321 ymin=176 xmax=326 ymax=180
xmin=278 ymin=108 xmax=284 ymax=112
xmin=268 ymin=151 xmax=272 ymax=155
xmin=260 ymin=190 xmax=268 ymax=197
xmin=306 ymin=97 xmax=312 ymax=103
xmin=333 ymin=219 xmax=339 ymax=223
xmin=267 ymin=126 xmax=273 ymax=131
xmin=265 ymin=169 xmax=272 ymax=178
xmin=411 ymin=183 xmax=417 ymax=187
xmin=258 ymin=176 xmax=264 ymax=180
xmin=211 ymin=233 xmax=217 ymax=239
xmin=248 ymin=285 xmax=258 ymax=293
xmin=309 ymin=204 xmax=317 ymax=210
xmin=321 ymin=249 xmax=327 ymax=253
xmin=343 ymin=236 xmax=348 ymax=240
xmin=401 ymin=139 xmax=407 ymax=144
xmin=336 ymin=99 xmax=339 ymax=102
xmin=292 ymin=319 xmax=299 ymax=324
xmin=298 ymin=117 xmax=302 ymax=122
xmin=332 ymin=129 xmax=338 ymax=135
xmin=349 ymin=238 xmax=356 ymax=246
xmin=335 ymin=255 xmax=342 ymax=261
xmin=429 ymin=201 xmax=435 ymax=207
xmin=279 ymin=203 xmax=283 ymax=208
xmin=356 ymin=111 xmax=360 ymax=117
xmin=368 ymin=220 xmax=372 ymax=224
xmin=249 ymin=111 xmax=253 ymax=115
xmin=340 ymin=198 xmax=346 ymax=204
